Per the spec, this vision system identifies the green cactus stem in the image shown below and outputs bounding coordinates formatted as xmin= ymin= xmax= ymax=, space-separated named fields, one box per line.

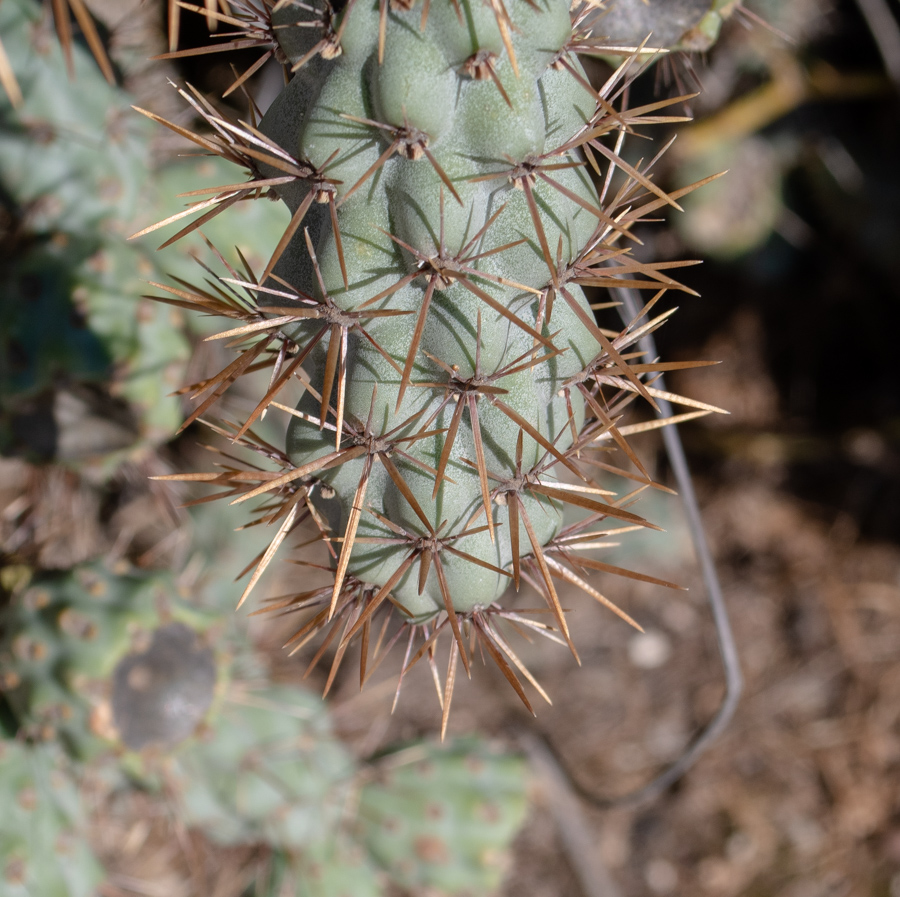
xmin=0 ymin=740 xmax=104 ymax=897
xmin=141 ymin=0 xmax=726 ymax=729
xmin=0 ymin=564 xmax=221 ymax=762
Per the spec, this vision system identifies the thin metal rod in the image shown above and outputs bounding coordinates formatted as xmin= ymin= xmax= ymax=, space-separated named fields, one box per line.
xmin=534 ymin=287 xmax=742 ymax=809
xmin=609 ymin=285 xmax=742 ymax=805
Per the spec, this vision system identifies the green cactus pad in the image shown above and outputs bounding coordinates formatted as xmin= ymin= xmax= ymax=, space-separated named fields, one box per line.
xmin=172 ymin=684 xmax=356 ymax=849
xmin=359 ymin=741 xmax=528 ymax=894
xmin=0 ymin=740 xmax=104 ymax=897
xmin=0 ymin=564 xmax=220 ymax=761
xmin=260 ymin=844 xmax=383 ymax=897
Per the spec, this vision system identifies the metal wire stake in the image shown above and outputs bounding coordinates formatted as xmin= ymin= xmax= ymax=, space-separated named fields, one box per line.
xmin=533 ymin=287 xmax=743 ymax=809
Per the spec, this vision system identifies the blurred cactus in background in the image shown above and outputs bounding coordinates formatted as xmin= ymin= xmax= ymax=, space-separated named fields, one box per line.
xmin=0 ymin=740 xmax=104 ymax=897
xmin=0 ymin=560 xmax=528 ymax=896
xmin=0 ymin=0 xmax=188 ymax=462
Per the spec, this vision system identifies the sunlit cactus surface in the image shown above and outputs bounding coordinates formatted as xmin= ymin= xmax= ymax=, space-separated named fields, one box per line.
xmin=135 ymin=0 xmax=724 ymax=729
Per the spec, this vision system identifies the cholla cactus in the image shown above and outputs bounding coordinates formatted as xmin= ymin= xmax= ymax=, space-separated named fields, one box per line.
xmin=358 ymin=738 xmax=527 ymax=892
xmin=172 ymin=687 xmax=528 ymax=894
xmin=137 ymin=0 xmax=725 ymax=730
xmin=0 ymin=0 xmax=192 ymax=461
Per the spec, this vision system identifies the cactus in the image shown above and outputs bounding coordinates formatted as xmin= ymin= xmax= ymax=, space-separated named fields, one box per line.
xmin=0 ymin=0 xmax=297 ymax=461
xmin=173 ymin=693 xmax=528 ymax=895
xmin=172 ymin=686 xmax=528 ymax=893
xmin=0 ymin=561 xmax=528 ymax=896
xmin=0 ymin=0 xmax=149 ymax=233
xmin=0 ymin=563 xmax=221 ymax=762
xmin=140 ymin=0 xmax=725 ymax=728
xmin=0 ymin=235 xmax=194 ymax=459
xmin=358 ymin=739 xmax=527 ymax=894
xmin=673 ymin=136 xmax=784 ymax=259
xmin=262 ymin=841 xmax=384 ymax=897
xmin=171 ymin=683 xmax=357 ymax=849
xmin=1 ymin=5 xmax=544 ymax=886
xmin=0 ymin=740 xmax=103 ymax=897
xmin=0 ymin=0 xmax=188 ymax=467
xmin=0 ymin=0 xmax=115 ymax=108
xmin=0 ymin=0 xmax=193 ymax=461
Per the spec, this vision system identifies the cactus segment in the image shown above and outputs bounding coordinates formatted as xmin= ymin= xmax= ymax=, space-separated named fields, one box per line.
xmin=0 ymin=741 xmax=104 ymax=897
xmin=0 ymin=236 xmax=190 ymax=459
xmin=264 ymin=841 xmax=383 ymax=897
xmin=0 ymin=0 xmax=191 ymax=461
xmin=0 ymin=559 xmax=528 ymax=895
xmin=673 ymin=137 xmax=783 ymax=258
xmin=0 ymin=564 xmax=221 ymax=761
xmin=0 ymin=0 xmax=150 ymax=234
xmin=359 ymin=741 xmax=528 ymax=893
xmin=148 ymin=0 xmax=724 ymax=722
xmin=172 ymin=684 xmax=356 ymax=849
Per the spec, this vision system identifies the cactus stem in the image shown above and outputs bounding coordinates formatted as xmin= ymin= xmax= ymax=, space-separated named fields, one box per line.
xmin=132 ymin=0 xmax=731 ymax=725
xmin=290 ymin=408 xmax=449 ymax=617
xmin=372 ymin=224 xmax=552 ymax=352
xmin=417 ymin=325 xmax=561 ymax=513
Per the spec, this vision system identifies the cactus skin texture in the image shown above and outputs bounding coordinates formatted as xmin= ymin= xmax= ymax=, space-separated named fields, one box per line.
xmin=145 ymin=0 xmax=723 ymax=724
xmin=0 ymin=563 xmax=528 ymax=896
xmin=172 ymin=683 xmax=358 ymax=849
xmin=358 ymin=739 xmax=527 ymax=893
xmin=174 ymin=686 xmax=528 ymax=895
xmin=0 ymin=740 xmax=104 ymax=897
xmin=0 ymin=564 xmax=220 ymax=762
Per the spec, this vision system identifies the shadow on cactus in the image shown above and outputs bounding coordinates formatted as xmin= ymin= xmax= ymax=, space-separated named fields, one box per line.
xmin=138 ymin=0 xmax=727 ymax=734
